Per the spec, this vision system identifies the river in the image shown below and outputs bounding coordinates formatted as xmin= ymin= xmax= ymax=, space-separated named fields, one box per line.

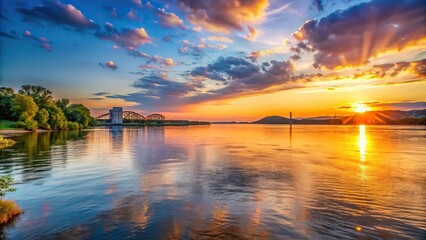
xmin=1 ymin=125 xmax=425 ymax=239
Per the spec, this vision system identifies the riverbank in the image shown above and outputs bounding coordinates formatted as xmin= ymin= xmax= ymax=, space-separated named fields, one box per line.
xmin=99 ymin=120 xmax=211 ymax=126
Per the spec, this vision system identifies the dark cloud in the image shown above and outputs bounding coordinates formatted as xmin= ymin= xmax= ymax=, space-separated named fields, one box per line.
xmin=372 ymin=58 xmax=426 ymax=78
xmin=16 ymin=0 xmax=98 ymax=30
xmin=176 ymin=0 xmax=268 ymax=33
xmin=190 ymin=57 xmax=260 ymax=83
xmin=87 ymin=97 xmax=104 ymax=100
xmin=93 ymin=92 xmax=110 ymax=96
xmin=108 ymin=57 xmax=296 ymax=111
xmin=0 ymin=30 xmax=19 ymax=40
xmin=95 ymin=22 xmax=151 ymax=49
xmin=293 ymin=0 xmax=426 ymax=69
xmin=312 ymin=0 xmax=324 ymax=11
xmin=370 ymin=101 xmax=426 ymax=109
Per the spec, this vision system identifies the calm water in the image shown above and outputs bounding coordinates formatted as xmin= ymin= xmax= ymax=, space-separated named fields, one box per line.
xmin=0 ymin=125 xmax=425 ymax=239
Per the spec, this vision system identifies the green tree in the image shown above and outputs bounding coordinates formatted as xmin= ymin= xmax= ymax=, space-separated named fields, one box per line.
xmin=19 ymin=85 xmax=52 ymax=107
xmin=35 ymin=108 xmax=50 ymax=129
xmin=65 ymin=104 xmax=92 ymax=128
xmin=55 ymin=98 xmax=70 ymax=112
xmin=11 ymin=94 xmax=38 ymax=121
xmin=0 ymin=87 xmax=15 ymax=120
xmin=0 ymin=175 xmax=16 ymax=198
xmin=46 ymin=104 xmax=67 ymax=130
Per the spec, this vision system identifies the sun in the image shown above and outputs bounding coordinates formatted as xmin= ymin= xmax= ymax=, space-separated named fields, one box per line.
xmin=353 ymin=103 xmax=371 ymax=113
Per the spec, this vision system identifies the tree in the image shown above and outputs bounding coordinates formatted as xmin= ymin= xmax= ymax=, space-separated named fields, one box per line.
xmin=65 ymin=104 xmax=92 ymax=128
xmin=0 ymin=87 xmax=15 ymax=120
xmin=11 ymin=94 xmax=38 ymax=121
xmin=19 ymin=85 xmax=52 ymax=107
xmin=0 ymin=175 xmax=16 ymax=198
xmin=55 ymin=98 xmax=70 ymax=112
xmin=11 ymin=94 xmax=39 ymax=130
xmin=46 ymin=104 xmax=67 ymax=130
xmin=35 ymin=108 xmax=50 ymax=129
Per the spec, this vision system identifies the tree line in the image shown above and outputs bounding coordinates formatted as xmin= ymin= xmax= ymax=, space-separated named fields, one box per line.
xmin=0 ymin=85 xmax=96 ymax=131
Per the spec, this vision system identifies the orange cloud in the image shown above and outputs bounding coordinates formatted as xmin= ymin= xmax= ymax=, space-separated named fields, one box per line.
xmin=246 ymin=25 xmax=258 ymax=41
xmin=177 ymin=0 xmax=269 ymax=33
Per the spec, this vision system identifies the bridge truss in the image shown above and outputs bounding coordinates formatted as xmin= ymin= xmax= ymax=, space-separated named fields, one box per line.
xmin=95 ymin=111 xmax=165 ymax=122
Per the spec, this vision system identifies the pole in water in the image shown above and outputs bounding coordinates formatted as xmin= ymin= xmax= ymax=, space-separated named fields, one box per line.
xmin=290 ymin=111 xmax=292 ymax=126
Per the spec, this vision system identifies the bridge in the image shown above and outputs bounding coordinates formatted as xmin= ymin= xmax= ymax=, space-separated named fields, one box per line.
xmin=95 ymin=107 xmax=165 ymax=123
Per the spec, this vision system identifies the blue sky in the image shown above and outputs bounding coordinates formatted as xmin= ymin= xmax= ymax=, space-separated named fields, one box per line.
xmin=1 ymin=0 xmax=425 ymax=120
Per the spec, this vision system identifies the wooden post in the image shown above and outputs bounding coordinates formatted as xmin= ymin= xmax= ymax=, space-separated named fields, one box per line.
xmin=290 ymin=112 xmax=292 ymax=126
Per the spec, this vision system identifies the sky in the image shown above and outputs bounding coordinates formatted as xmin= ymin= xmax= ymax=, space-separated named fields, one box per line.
xmin=0 ymin=0 xmax=425 ymax=121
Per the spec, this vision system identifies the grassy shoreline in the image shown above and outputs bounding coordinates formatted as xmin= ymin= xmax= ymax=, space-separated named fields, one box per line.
xmin=0 ymin=200 xmax=22 ymax=225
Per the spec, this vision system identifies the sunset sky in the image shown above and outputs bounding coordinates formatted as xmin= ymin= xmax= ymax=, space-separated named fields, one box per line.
xmin=1 ymin=0 xmax=425 ymax=121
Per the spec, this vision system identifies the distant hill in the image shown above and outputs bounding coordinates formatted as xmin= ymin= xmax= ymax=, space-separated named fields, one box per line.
xmin=253 ymin=116 xmax=334 ymax=124
xmin=253 ymin=109 xmax=426 ymax=125
xmin=253 ymin=116 xmax=291 ymax=124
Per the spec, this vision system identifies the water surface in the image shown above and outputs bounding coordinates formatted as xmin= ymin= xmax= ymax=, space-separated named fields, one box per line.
xmin=1 ymin=125 xmax=425 ymax=239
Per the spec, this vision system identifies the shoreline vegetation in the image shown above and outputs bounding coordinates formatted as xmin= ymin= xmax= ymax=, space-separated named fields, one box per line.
xmin=0 ymin=176 xmax=21 ymax=225
xmin=0 ymin=136 xmax=15 ymax=149
xmin=0 ymin=85 xmax=96 ymax=132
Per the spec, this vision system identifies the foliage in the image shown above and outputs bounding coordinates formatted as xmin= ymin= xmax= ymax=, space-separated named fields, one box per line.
xmin=0 ymin=136 xmax=16 ymax=149
xmin=19 ymin=85 xmax=52 ymax=107
xmin=1 ymin=85 xmax=97 ymax=130
xmin=55 ymin=98 xmax=70 ymax=112
xmin=0 ymin=175 xmax=16 ymax=198
xmin=10 ymin=94 xmax=39 ymax=130
xmin=0 ymin=88 xmax=15 ymax=120
xmin=35 ymin=108 xmax=50 ymax=129
xmin=67 ymin=121 xmax=80 ymax=130
xmin=0 ymin=200 xmax=22 ymax=225
xmin=64 ymin=104 xmax=93 ymax=128
xmin=46 ymin=104 xmax=68 ymax=130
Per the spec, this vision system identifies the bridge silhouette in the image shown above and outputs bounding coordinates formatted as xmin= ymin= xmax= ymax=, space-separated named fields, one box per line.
xmin=95 ymin=111 xmax=165 ymax=122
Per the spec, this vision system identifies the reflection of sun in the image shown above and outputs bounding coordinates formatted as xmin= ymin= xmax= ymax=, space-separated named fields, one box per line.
xmin=353 ymin=103 xmax=370 ymax=113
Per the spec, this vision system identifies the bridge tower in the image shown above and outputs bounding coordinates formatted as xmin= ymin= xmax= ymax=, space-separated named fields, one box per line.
xmin=109 ymin=107 xmax=123 ymax=124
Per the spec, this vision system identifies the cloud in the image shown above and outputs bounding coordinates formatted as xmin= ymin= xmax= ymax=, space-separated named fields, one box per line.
xmin=190 ymin=56 xmax=260 ymax=82
xmin=93 ymin=92 xmax=110 ymax=96
xmin=370 ymin=101 xmax=426 ymax=110
xmin=95 ymin=22 xmax=151 ymax=49
xmin=246 ymin=46 xmax=286 ymax=62
xmin=127 ymin=9 xmax=138 ymax=20
xmin=207 ymin=36 xmax=234 ymax=43
xmin=109 ymin=56 xmax=297 ymax=111
xmin=176 ymin=0 xmax=269 ymax=33
xmin=0 ymin=30 xmax=19 ymax=40
xmin=23 ymin=30 xmax=52 ymax=51
xmin=371 ymin=58 xmax=426 ymax=78
xmin=17 ymin=0 xmax=98 ymax=30
xmin=245 ymin=25 xmax=258 ymax=41
xmin=99 ymin=61 xmax=117 ymax=70
xmin=162 ymin=35 xmax=174 ymax=43
xmin=178 ymin=39 xmax=227 ymax=59
xmin=312 ymin=0 xmax=324 ymax=11
xmin=156 ymin=8 xmax=187 ymax=30
xmin=292 ymin=0 xmax=426 ymax=69
xmin=128 ymin=49 xmax=150 ymax=58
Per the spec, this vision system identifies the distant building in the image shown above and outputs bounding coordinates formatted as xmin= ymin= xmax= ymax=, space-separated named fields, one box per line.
xmin=109 ymin=107 xmax=123 ymax=124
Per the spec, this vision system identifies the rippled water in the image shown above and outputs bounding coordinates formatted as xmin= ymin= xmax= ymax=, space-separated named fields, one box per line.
xmin=0 ymin=125 xmax=425 ymax=239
